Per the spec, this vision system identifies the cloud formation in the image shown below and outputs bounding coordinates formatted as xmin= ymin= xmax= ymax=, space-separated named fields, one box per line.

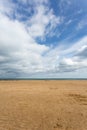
xmin=0 ymin=0 xmax=87 ymax=78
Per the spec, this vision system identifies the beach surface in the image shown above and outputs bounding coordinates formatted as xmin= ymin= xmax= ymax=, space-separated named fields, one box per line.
xmin=0 ymin=80 xmax=87 ymax=130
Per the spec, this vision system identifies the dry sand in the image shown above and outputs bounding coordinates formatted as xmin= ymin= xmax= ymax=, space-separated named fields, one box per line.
xmin=0 ymin=80 xmax=87 ymax=130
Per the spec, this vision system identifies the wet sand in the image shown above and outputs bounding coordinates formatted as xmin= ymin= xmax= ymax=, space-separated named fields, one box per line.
xmin=0 ymin=80 xmax=87 ymax=130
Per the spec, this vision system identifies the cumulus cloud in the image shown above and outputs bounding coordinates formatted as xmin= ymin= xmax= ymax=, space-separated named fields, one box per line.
xmin=0 ymin=12 xmax=49 ymax=77
xmin=27 ymin=6 xmax=62 ymax=38
xmin=0 ymin=0 xmax=87 ymax=78
xmin=0 ymin=11 xmax=87 ymax=78
xmin=57 ymin=37 xmax=87 ymax=73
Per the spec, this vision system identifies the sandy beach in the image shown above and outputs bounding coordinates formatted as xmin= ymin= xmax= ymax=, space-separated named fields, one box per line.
xmin=0 ymin=80 xmax=87 ymax=130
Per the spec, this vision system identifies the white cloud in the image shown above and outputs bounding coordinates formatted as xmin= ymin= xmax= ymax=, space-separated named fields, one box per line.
xmin=26 ymin=4 xmax=62 ymax=39
xmin=0 ymin=0 xmax=87 ymax=78
xmin=0 ymin=0 xmax=15 ymax=16
xmin=0 ymin=10 xmax=87 ymax=77
xmin=0 ymin=0 xmax=62 ymax=39
xmin=0 ymin=13 xmax=49 ymax=75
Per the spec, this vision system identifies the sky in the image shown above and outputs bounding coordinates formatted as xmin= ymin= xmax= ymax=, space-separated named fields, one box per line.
xmin=0 ymin=0 xmax=87 ymax=79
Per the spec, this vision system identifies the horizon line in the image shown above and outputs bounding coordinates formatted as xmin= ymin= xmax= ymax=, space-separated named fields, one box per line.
xmin=0 ymin=78 xmax=87 ymax=80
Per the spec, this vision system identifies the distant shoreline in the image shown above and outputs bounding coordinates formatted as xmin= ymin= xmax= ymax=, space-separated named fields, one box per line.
xmin=0 ymin=78 xmax=87 ymax=80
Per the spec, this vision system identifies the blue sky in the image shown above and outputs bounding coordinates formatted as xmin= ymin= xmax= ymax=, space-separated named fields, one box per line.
xmin=0 ymin=0 xmax=87 ymax=78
